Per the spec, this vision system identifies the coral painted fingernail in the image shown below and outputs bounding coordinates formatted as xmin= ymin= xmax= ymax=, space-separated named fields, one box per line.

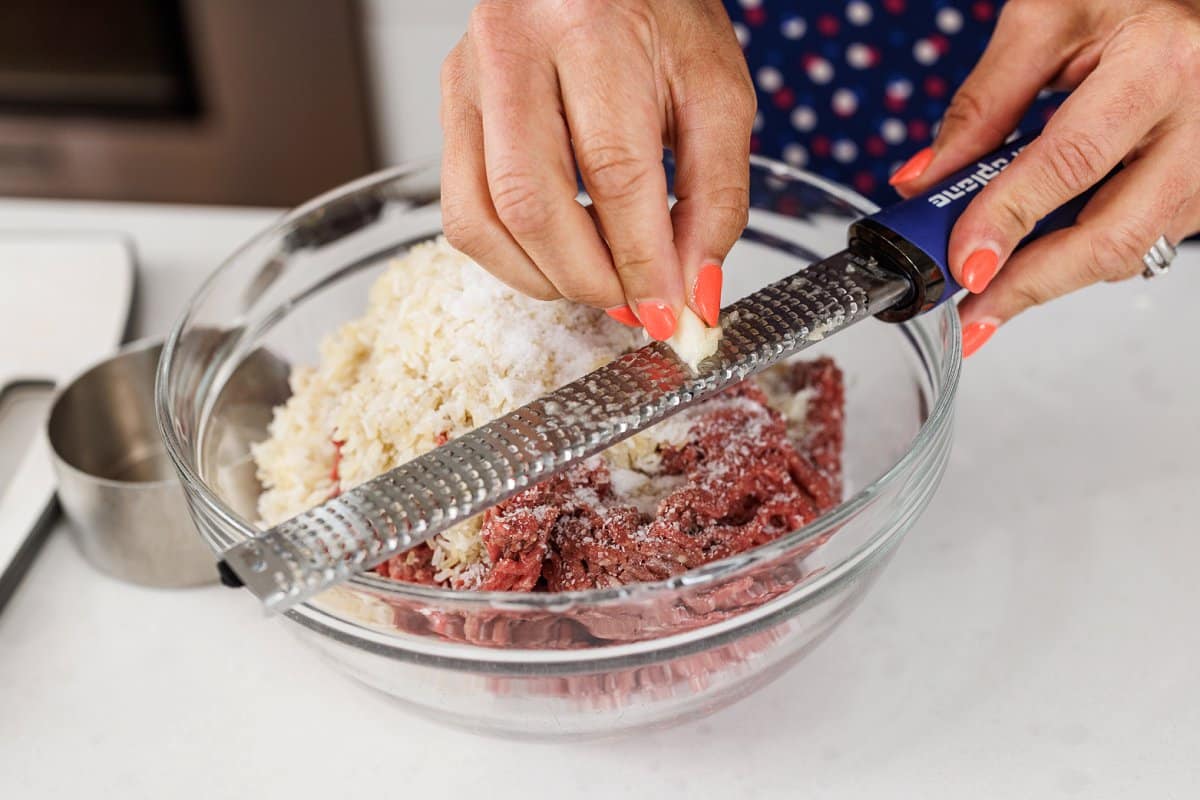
xmin=606 ymin=306 xmax=641 ymax=327
xmin=693 ymin=263 xmax=723 ymax=327
xmin=962 ymin=320 xmax=998 ymax=358
xmin=888 ymin=147 xmax=934 ymax=186
xmin=961 ymin=248 xmax=1000 ymax=294
xmin=637 ymin=301 xmax=677 ymax=341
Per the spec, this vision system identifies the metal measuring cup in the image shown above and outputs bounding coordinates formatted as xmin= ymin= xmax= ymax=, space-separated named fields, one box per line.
xmin=46 ymin=339 xmax=216 ymax=587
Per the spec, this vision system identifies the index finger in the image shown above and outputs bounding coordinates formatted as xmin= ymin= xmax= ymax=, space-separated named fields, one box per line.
xmin=556 ymin=25 xmax=684 ymax=341
xmin=893 ymin=0 xmax=1077 ymax=197
xmin=947 ymin=40 xmax=1176 ymax=293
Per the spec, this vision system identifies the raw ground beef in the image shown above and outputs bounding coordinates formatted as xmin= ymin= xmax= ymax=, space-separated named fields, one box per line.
xmin=375 ymin=357 xmax=845 ymax=593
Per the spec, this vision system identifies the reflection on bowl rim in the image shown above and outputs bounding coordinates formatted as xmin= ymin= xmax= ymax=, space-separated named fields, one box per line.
xmin=156 ymin=155 xmax=962 ymax=617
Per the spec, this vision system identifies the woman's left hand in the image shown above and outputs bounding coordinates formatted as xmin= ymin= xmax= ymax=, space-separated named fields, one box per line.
xmin=890 ymin=0 xmax=1200 ymax=356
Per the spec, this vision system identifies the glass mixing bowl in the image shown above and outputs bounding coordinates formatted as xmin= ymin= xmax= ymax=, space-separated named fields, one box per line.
xmin=157 ymin=157 xmax=960 ymax=739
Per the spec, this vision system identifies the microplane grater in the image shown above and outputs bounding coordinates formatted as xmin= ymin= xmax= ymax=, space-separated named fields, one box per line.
xmin=222 ymin=251 xmax=908 ymax=611
xmin=219 ymin=128 xmax=1114 ymax=611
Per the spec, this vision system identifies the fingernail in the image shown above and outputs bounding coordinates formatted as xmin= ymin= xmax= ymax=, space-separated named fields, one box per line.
xmin=962 ymin=320 xmax=998 ymax=358
xmin=606 ymin=306 xmax=641 ymax=327
xmin=961 ymin=248 xmax=1001 ymax=294
xmin=888 ymin=147 xmax=934 ymax=186
xmin=637 ymin=301 xmax=677 ymax=341
xmin=692 ymin=263 xmax=723 ymax=327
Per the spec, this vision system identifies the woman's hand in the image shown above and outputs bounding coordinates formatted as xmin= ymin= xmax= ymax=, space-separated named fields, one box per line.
xmin=891 ymin=0 xmax=1200 ymax=356
xmin=439 ymin=0 xmax=754 ymax=340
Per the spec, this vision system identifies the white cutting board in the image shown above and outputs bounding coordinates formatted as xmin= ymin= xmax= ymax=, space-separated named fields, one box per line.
xmin=0 ymin=233 xmax=134 ymax=601
xmin=1 ymin=234 xmax=134 ymax=384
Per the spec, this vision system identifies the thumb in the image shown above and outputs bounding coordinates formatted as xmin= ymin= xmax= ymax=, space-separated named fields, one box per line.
xmin=891 ymin=0 xmax=1077 ymax=197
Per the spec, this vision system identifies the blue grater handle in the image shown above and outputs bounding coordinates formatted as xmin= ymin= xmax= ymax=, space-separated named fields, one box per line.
xmin=851 ymin=131 xmax=1113 ymax=321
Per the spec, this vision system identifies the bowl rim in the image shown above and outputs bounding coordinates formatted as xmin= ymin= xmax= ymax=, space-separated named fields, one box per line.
xmin=156 ymin=155 xmax=962 ymax=615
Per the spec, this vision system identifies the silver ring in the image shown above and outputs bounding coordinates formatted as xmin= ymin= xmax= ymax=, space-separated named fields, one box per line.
xmin=1142 ymin=235 xmax=1177 ymax=279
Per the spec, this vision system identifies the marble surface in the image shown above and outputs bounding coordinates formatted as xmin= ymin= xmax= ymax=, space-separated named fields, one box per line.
xmin=1 ymin=197 xmax=1197 ymax=799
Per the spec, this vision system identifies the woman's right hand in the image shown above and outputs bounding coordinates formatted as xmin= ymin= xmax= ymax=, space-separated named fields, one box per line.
xmin=439 ymin=0 xmax=755 ymax=340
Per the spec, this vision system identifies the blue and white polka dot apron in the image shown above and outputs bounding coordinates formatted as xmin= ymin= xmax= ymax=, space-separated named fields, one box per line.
xmin=724 ymin=0 xmax=1060 ymax=205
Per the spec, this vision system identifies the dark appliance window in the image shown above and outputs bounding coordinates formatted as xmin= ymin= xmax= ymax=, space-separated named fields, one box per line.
xmin=0 ymin=0 xmax=200 ymax=118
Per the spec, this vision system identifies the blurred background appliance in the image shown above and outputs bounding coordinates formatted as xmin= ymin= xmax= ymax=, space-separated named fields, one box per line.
xmin=0 ymin=0 xmax=380 ymax=206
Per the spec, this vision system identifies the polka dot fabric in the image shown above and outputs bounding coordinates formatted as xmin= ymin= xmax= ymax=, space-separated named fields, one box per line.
xmin=725 ymin=0 xmax=1061 ymax=205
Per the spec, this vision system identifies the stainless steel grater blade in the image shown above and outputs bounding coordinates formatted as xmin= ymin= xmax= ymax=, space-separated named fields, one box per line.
xmin=222 ymin=250 xmax=911 ymax=611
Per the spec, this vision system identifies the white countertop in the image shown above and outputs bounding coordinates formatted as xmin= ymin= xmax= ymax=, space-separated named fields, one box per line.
xmin=2 ymin=198 xmax=1198 ymax=799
